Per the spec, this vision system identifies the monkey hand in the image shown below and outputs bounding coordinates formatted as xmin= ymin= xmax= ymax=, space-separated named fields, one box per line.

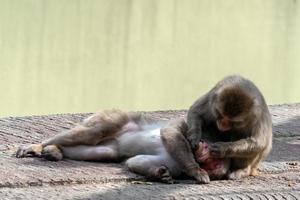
xmin=194 ymin=142 xmax=210 ymax=163
xmin=209 ymin=142 xmax=227 ymax=158
xmin=186 ymin=130 xmax=201 ymax=150
xmin=16 ymin=144 xmax=43 ymax=158
xmin=193 ymin=168 xmax=210 ymax=184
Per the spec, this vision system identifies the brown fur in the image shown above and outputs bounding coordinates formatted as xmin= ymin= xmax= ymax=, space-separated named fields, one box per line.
xmin=161 ymin=119 xmax=210 ymax=183
xmin=163 ymin=75 xmax=272 ymax=181
xmin=219 ymin=86 xmax=254 ymax=118
xmin=16 ymin=110 xmax=227 ymax=184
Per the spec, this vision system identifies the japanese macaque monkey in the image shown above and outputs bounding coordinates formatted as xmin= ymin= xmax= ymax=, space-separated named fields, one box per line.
xmin=16 ymin=110 xmax=229 ymax=183
xmin=162 ymin=75 xmax=273 ymax=182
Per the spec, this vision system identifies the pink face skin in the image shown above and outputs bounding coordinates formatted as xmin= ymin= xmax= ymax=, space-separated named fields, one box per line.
xmin=194 ymin=142 xmax=210 ymax=162
xmin=216 ymin=117 xmax=232 ymax=132
xmin=194 ymin=142 xmax=225 ymax=176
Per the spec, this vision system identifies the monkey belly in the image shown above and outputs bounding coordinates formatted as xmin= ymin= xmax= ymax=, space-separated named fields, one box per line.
xmin=117 ymin=128 xmax=165 ymax=157
xmin=117 ymin=128 xmax=182 ymax=176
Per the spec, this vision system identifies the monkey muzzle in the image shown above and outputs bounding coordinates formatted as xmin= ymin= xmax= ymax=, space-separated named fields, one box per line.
xmin=216 ymin=119 xmax=231 ymax=132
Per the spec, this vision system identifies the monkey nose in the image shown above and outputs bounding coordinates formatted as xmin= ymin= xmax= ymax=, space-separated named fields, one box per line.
xmin=217 ymin=121 xmax=231 ymax=132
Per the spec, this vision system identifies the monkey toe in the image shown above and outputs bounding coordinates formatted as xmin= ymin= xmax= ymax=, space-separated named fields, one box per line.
xmin=228 ymin=171 xmax=245 ymax=180
xmin=42 ymin=153 xmax=62 ymax=161
xmin=16 ymin=144 xmax=42 ymax=158
xmin=16 ymin=148 xmax=27 ymax=158
xmin=156 ymin=166 xmax=168 ymax=175
xmin=250 ymin=168 xmax=259 ymax=176
xmin=42 ymin=145 xmax=63 ymax=161
xmin=161 ymin=176 xmax=175 ymax=184
xmin=228 ymin=167 xmax=251 ymax=180
xmin=227 ymin=172 xmax=241 ymax=180
xmin=156 ymin=166 xmax=174 ymax=184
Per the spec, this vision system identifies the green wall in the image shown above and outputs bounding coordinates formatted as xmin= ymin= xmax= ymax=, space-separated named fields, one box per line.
xmin=0 ymin=0 xmax=300 ymax=117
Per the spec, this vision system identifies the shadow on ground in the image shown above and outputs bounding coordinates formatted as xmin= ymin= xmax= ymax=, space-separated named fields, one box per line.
xmin=268 ymin=116 xmax=300 ymax=162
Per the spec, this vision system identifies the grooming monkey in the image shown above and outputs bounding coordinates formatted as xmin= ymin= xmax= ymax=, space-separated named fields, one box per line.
xmin=162 ymin=75 xmax=272 ymax=182
xmin=16 ymin=110 xmax=229 ymax=183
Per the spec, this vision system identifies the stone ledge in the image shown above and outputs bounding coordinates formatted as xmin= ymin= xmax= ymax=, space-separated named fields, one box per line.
xmin=0 ymin=104 xmax=300 ymax=199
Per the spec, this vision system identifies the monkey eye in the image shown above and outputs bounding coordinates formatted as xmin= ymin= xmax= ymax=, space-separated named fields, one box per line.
xmin=233 ymin=119 xmax=243 ymax=123
xmin=233 ymin=121 xmax=245 ymax=129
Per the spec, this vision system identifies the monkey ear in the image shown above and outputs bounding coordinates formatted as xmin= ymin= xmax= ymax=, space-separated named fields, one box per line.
xmin=209 ymin=96 xmax=220 ymax=117
xmin=252 ymin=99 xmax=262 ymax=115
xmin=253 ymin=98 xmax=259 ymax=105
xmin=209 ymin=93 xmax=217 ymax=106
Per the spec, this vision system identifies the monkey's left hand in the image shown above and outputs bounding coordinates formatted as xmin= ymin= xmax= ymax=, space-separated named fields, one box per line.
xmin=209 ymin=142 xmax=228 ymax=158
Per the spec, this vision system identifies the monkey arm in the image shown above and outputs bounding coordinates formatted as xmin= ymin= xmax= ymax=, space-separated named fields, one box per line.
xmin=186 ymin=93 xmax=211 ymax=149
xmin=160 ymin=119 xmax=210 ymax=184
xmin=186 ymin=108 xmax=204 ymax=149
xmin=210 ymin=120 xmax=271 ymax=159
xmin=210 ymin=137 xmax=263 ymax=158
xmin=187 ymin=101 xmax=204 ymax=135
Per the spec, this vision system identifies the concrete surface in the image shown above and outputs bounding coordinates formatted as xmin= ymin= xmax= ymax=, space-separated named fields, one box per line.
xmin=0 ymin=105 xmax=300 ymax=199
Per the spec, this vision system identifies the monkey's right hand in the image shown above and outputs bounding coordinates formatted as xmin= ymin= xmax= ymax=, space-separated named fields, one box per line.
xmin=16 ymin=144 xmax=43 ymax=158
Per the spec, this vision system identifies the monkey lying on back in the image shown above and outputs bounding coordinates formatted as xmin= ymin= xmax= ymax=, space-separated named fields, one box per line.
xmin=16 ymin=110 xmax=229 ymax=183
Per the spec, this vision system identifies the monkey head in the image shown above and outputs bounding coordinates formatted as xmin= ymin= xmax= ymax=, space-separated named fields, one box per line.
xmin=194 ymin=142 xmax=228 ymax=178
xmin=213 ymin=86 xmax=255 ymax=132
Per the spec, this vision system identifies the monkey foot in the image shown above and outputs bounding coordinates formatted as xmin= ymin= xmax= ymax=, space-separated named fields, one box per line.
xmin=155 ymin=166 xmax=174 ymax=184
xmin=41 ymin=145 xmax=63 ymax=161
xmin=250 ymin=168 xmax=258 ymax=176
xmin=16 ymin=144 xmax=43 ymax=158
xmin=228 ymin=168 xmax=250 ymax=180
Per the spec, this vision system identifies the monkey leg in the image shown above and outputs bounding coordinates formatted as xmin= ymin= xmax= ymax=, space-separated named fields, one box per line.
xmin=16 ymin=110 xmax=140 ymax=159
xmin=42 ymin=110 xmax=137 ymax=147
xmin=248 ymin=153 xmax=264 ymax=176
xmin=160 ymin=119 xmax=210 ymax=184
xmin=61 ymin=143 xmax=118 ymax=161
xmin=16 ymin=125 xmax=106 ymax=159
xmin=41 ymin=125 xmax=105 ymax=147
xmin=227 ymin=153 xmax=261 ymax=179
xmin=125 ymin=155 xmax=174 ymax=184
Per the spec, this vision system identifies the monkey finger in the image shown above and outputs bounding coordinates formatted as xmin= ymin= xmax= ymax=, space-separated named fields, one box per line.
xmin=189 ymin=140 xmax=199 ymax=150
xmin=15 ymin=148 xmax=25 ymax=158
xmin=161 ymin=175 xmax=175 ymax=184
xmin=194 ymin=170 xmax=210 ymax=184
xmin=16 ymin=148 xmax=34 ymax=158
xmin=195 ymin=174 xmax=210 ymax=184
xmin=209 ymin=146 xmax=223 ymax=158
xmin=187 ymin=135 xmax=200 ymax=149
xmin=210 ymin=151 xmax=221 ymax=158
